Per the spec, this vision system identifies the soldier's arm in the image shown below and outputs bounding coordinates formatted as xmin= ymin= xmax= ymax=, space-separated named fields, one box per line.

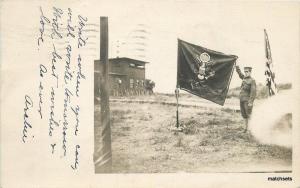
xmin=249 ymin=79 xmax=256 ymax=106
xmin=235 ymin=65 xmax=244 ymax=79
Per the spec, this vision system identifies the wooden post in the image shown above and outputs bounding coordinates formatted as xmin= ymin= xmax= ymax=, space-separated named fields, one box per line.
xmin=175 ymin=87 xmax=179 ymax=128
xmin=94 ymin=17 xmax=112 ymax=173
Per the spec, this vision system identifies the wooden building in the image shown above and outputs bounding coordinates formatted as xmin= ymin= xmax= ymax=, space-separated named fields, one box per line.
xmin=94 ymin=57 xmax=151 ymax=96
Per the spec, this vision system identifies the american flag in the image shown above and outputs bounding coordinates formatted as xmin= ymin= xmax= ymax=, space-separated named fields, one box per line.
xmin=264 ymin=29 xmax=277 ymax=96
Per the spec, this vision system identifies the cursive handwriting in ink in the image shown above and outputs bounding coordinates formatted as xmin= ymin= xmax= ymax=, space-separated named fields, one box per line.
xmin=62 ymin=88 xmax=73 ymax=156
xmin=71 ymin=145 xmax=80 ymax=170
xmin=39 ymin=64 xmax=47 ymax=77
xmin=64 ymin=45 xmax=73 ymax=84
xmin=51 ymin=143 xmax=56 ymax=154
xmin=22 ymin=95 xmax=33 ymax=143
xmin=49 ymin=87 xmax=59 ymax=136
xmin=51 ymin=7 xmax=63 ymax=39
xmin=67 ymin=8 xmax=75 ymax=38
xmin=75 ymin=55 xmax=86 ymax=97
xmin=77 ymin=15 xmax=88 ymax=48
xmin=38 ymin=7 xmax=50 ymax=46
xmin=71 ymin=105 xmax=80 ymax=136
xmin=51 ymin=44 xmax=62 ymax=88
xmin=38 ymin=64 xmax=47 ymax=119
xmin=38 ymin=82 xmax=44 ymax=119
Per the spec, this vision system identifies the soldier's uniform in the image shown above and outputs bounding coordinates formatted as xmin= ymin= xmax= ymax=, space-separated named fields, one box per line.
xmin=236 ymin=66 xmax=256 ymax=119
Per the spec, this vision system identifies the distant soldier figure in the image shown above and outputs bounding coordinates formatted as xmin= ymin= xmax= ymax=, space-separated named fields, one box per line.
xmin=235 ymin=65 xmax=256 ymax=132
xmin=145 ymin=79 xmax=155 ymax=95
xmin=118 ymin=79 xmax=122 ymax=96
xmin=149 ymin=81 xmax=155 ymax=95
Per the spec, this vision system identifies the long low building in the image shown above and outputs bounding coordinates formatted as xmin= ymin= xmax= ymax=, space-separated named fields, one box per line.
xmin=94 ymin=57 xmax=154 ymax=96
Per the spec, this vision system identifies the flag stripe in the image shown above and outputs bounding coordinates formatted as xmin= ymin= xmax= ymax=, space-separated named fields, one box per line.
xmin=264 ymin=29 xmax=277 ymax=96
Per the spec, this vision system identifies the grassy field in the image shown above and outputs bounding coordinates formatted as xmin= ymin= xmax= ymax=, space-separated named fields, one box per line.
xmin=95 ymin=94 xmax=292 ymax=173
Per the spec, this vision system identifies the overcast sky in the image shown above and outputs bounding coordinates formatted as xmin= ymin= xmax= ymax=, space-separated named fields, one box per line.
xmin=96 ymin=1 xmax=299 ymax=93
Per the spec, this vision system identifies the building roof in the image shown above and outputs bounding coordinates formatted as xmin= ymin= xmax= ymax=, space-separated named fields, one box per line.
xmin=110 ymin=57 xmax=149 ymax=64
xmin=95 ymin=57 xmax=149 ymax=65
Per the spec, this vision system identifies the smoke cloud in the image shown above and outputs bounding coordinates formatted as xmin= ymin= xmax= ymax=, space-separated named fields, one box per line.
xmin=249 ymin=90 xmax=293 ymax=148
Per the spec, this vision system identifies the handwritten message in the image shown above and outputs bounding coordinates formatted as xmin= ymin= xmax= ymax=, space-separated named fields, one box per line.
xmin=22 ymin=6 xmax=88 ymax=170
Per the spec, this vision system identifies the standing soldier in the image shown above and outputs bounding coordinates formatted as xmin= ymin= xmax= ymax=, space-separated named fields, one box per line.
xmin=118 ymin=79 xmax=122 ymax=96
xmin=235 ymin=65 xmax=256 ymax=132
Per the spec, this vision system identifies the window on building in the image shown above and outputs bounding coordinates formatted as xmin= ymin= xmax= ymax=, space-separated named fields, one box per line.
xmin=130 ymin=79 xmax=134 ymax=88
xmin=137 ymin=65 xmax=145 ymax=69
xmin=129 ymin=63 xmax=135 ymax=67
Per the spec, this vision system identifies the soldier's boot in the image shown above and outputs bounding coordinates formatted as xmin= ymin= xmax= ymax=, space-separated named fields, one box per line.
xmin=243 ymin=119 xmax=248 ymax=133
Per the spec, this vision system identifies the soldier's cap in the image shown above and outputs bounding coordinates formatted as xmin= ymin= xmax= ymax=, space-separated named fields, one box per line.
xmin=244 ymin=67 xmax=252 ymax=71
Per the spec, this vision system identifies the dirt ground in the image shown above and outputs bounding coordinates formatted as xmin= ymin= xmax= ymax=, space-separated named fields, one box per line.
xmin=95 ymin=94 xmax=292 ymax=173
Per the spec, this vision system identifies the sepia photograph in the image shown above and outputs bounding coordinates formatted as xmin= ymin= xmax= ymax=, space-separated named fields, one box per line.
xmin=93 ymin=2 xmax=295 ymax=174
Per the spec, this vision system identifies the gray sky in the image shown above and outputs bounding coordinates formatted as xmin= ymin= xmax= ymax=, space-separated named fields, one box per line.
xmin=99 ymin=1 xmax=299 ymax=93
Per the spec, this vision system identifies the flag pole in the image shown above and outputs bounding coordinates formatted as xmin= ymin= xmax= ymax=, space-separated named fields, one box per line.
xmin=175 ymin=87 xmax=179 ymax=128
xmin=176 ymin=39 xmax=180 ymax=129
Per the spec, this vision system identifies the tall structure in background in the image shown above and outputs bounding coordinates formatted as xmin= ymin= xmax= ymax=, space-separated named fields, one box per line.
xmin=264 ymin=29 xmax=278 ymax=96
xmin=94 ymin=57 xmax=149 ymax=96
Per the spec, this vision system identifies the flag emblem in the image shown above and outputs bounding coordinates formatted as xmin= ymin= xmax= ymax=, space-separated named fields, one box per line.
xmin=199 ymin=52 xmax=210 ymax=62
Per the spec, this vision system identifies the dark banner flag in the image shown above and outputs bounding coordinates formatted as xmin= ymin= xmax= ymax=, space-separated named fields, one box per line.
xmin=177 ymin=39 xmax=237 ymax=105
